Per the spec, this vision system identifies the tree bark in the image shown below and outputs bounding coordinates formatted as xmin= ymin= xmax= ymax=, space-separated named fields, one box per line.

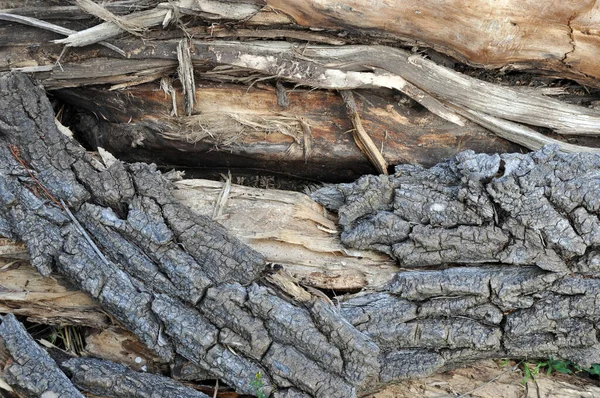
xmin=0 ymin=313 xmax=84 ymax=397
xmin=2 ymin=72 xmax=600 ymax=397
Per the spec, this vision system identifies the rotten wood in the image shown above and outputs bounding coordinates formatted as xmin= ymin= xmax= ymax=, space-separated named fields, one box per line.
xmin=57 ymin=82 xmax=522 ymax=181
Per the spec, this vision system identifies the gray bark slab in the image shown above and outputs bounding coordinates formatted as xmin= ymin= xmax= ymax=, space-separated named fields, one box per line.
xmin=0 ymin=313 xmax=84 ymax=397
xmin=313 ymin=148 xmax=600 ymax=273
xmin=2 ymin=71 xmax=600 ymax=397
xmin=62 ymin=357 xmax=210 ymax=398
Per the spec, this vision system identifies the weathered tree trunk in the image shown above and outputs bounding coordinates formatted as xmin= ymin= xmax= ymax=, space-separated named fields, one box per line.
xmin=2 ymin=72 xmax=600 ymax=397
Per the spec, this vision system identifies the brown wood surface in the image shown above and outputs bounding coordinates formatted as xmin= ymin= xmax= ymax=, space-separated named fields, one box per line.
xmin=2 ymin=0 xmax=600 ymax=86
xmin=58 ymin=82 xmax=522 ymax=181
xmin=267 ymin=0 xmax=600 ymax=85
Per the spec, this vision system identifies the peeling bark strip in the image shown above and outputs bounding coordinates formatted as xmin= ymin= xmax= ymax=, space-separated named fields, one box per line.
xmin=3 ymin=72 xmax=600 ymax=396
xmin=0 ymin=313 xmax=84 ymax=397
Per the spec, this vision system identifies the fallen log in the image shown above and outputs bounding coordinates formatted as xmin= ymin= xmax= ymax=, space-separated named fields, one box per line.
xmin=2 ymin=72 xmax=600 ymax=397
xmin=57 ymin=82 xmax=521 ymax=180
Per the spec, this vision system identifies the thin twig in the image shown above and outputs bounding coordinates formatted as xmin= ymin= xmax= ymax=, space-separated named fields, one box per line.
xmin=60 ymin=199 xmax=110 ymax=266
xmin=0 ymin=13 xmax=125 ymax=57
xmin=212 ymin=378 xmax=218 ymax=398
xmin=299 ymin=117 xmax=313 ymax=163
xmin=212 ymin=172 xmax=232 ymax=220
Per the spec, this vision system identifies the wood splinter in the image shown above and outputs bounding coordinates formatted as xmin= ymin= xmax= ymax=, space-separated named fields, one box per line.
xmin=340 ymin=90 xmax=389 ymax=175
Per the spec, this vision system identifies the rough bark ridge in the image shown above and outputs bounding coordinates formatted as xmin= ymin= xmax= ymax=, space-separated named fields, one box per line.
xmin=0 ymin=72 xmax=378 ymax=397
xmin=2 ymin=72 xmax=600 ymax=397
xmin=312 ymin=146 xmax=600 ymax=273
xmin=0 ymin=313 xmax=84 ymax=397
xmin=313 ymin=145 xmax=600 ymax=376
xmin=0 ymin=313 xmax=211 ymax=398
xmin=61 ymin=357 xmax=211 ymax=398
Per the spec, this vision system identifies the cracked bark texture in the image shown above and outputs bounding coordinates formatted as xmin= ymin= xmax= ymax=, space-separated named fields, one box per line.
xmin=0 ymin=72 xmax=378 ymax=397
xmin=313 ymin=147 xmax=600 ymax=274
xmin=61 ymin=357 xmax=210 ymax=398
xmin=0 ymin=313 xmax=84 ymax=397
xmin=2 ymin=71 xmax=600 ymax=397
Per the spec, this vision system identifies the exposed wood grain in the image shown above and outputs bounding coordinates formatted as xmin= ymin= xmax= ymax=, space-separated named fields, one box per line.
xmin=58 ymin=82 xmax=522 ymax=181
xmin=267 ymin=0 xmax=600 ymax=85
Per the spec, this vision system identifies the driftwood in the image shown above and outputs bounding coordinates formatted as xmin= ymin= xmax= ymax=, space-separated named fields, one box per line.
xmin=2 ymin=72 xmax=600 ymax=397
xmin=2 ymin=0 xmax=600 ymax=85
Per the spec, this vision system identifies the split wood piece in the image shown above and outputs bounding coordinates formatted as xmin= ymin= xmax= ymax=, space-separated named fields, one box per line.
xmin=172 ymin=179 xmax=398 ymax=290
xmin=0 ymin=313 xmax=84 ymax=397
xmin=0 ymin=12 xmax=126 ymax=56
xmin=1 ymin=5 xmax=597 ymax=153
xmin=176 ymin=38 xmax=196 ymax=116
xmin=458 ymin=108 xmax=600 ymax=154
xmin=5 ymin=72 xmax=600 ymax=397
xmin=4 ymin=0 xmax=600 ymax=86
xmin=58 ymin=83 xmax=522 ymax=181
xmin=340 ymin=90 xmax=388 ymax=175
xmin=266 ymin=0 xmax=600 ymax=86
xmin=0 ymin=258 xmax=109 ymax=328
xmin=187 ymin=41 xmax=600 ymax=136
xmin=0 ymin=7 xmax=597 ymax=152
xmin=53 ymin=0 xmax=264 ymax=48
xmin=41 ymin=39 xmax=597 ymax=153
